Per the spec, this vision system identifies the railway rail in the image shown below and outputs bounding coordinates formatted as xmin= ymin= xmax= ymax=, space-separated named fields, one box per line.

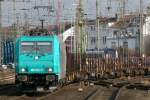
xmin=85 ymin=87 xmax=118 ymax=100
xmin=84 ymin=79 xmax=128 ymax=100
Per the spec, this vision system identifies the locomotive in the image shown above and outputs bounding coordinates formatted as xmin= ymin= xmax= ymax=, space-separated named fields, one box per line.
xmin=15 ymin=35 xmax=66 ymax=92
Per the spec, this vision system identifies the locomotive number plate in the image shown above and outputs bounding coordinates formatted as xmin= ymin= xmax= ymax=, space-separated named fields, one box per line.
xmin=31 ymin=68 xmax=43 ymax=72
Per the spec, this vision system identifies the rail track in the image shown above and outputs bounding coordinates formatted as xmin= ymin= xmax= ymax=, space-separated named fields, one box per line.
xmin=0 ymin=84 xmax=121 ymax=100
xmin=84 ymin=79 xmax=127 ymax=100
xmin=0 ymin=79 xmax=149 ymax=100
xmin=85 ymin=87 xmax=118 ymax=100
xmin=0 ymin=69 xmax=150 ymax=100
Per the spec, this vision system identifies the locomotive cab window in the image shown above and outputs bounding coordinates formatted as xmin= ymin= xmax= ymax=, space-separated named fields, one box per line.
xmin=21 ymin=41 xmax=52 ymax=54
xmin=21 ymin=42 xmax=35 ymax=53
xmin=37 ymin=42 xmax=53 ymax=53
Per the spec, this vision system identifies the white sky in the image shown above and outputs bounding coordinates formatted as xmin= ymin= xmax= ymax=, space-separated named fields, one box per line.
xmin=1 ymin=0 xmax=150 ymax=27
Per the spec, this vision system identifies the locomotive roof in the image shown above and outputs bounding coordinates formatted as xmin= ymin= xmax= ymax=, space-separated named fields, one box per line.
xmin=16 ymin=35 xmax=58 ymax=42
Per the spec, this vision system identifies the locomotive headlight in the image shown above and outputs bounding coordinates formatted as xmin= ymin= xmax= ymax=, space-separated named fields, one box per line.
xmin=35 ymin=56 xmax=39 ymax=60
xmin=48 ymin=68 xmax=53 ymax=72
xmin=21 ymin=68 xmax=26 ymax=72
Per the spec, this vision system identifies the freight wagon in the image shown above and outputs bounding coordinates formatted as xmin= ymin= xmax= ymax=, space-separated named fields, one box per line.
xmin=3 ymin=40 xmax=14 ymax=65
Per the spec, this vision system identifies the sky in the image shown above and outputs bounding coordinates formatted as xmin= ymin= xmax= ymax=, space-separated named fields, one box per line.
xmin=1 ymin=0 xmax=150 ymax=27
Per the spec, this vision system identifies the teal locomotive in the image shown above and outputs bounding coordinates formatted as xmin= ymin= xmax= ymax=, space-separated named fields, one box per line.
xmin=15 ymin=35 xmax=66 ymax=92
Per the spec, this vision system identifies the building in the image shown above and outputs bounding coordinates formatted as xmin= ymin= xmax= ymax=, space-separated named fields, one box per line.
xmin=84 ymin=14 xmax=144 ymax=56
xmin=62 ymin=14 xmax=150 ymax=56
